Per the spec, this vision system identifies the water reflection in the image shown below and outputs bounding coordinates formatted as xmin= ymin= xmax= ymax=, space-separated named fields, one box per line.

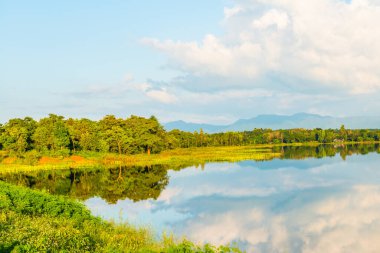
xmin=2 ymin=144 xmax=378 ymax=203
xmin=0 ymin=165 xmax=169 ymax=203
xmin=275 ymin=143 xmax=380 ymax=160
xmin=173 ymin=183 xmax=380 ymax=252
xmin=2 ymin=144 xmax=380 ymax=252
xmin=85 ymin=147 xmax=380 ymax=252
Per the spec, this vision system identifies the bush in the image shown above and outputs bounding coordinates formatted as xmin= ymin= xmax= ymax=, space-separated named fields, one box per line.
xmin=55 ymin=148 xmax=71 ymax=158
xmin=22 ymin=150 xmax=41 ymax=165
xmin=0 ymin=181 xmax=93 ymax=221
xmin=0 ymin=212 xmax=97 ymax=252
xmin=0 ymin=150 xmax=8 ymax=163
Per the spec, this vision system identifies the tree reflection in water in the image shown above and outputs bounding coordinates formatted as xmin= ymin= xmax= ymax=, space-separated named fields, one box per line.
xmin=1 ymin=144 xmax=379 ymax=203
xmin=0 ymin=165 xmax=169 ymax=204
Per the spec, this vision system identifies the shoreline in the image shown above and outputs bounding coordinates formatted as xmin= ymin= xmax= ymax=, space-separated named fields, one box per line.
xmin=1 ymin=141 xmax=379 ymax=174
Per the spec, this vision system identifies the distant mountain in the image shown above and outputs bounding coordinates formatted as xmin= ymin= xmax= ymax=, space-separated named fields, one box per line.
xmin=164 ymin=113 xmax=380 ymax=133
xmin=163 ymin=120 xmax=222 ymax=133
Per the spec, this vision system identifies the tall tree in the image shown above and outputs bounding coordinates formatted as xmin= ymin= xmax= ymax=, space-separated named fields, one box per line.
xmin=32 ymin=114 xmax=70 ymax=152
xmin=99 ymin=115 xmax=132 ymax=154
xmin=125 ymin=116 xmax=165 ymax=154
xmin=65 ymin=118 xmax=101 ymax=152
xmin=339 ymin=124 xmax=347 ymax=141
xmin=0 ymin=117 xmax=36 ymax=154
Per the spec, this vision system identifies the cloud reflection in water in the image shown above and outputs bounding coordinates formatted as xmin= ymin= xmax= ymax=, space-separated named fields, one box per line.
xmin=86 ymin=153 xmax=380 ymax=252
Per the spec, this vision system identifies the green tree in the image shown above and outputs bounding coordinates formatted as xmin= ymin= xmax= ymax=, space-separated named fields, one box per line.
xmin=66 ymin=118 xmax=102 ymax=152
xmin=32 ymin=114 xmax=70 ymax=153
xmin=339 ymin=125 xmax=347 ymax=141
xmin=0 ymin=117 xmax=36 ymax=154
xmin=99 ymin=115 xmax=132 ymax=154
xmin=126 ymin=116 xmax=165 ymax=154
xmin=199 ymin=128 xmax=204 ymax=146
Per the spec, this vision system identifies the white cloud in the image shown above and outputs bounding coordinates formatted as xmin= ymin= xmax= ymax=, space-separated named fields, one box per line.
xmin=224 ymin=6 xmax=243 ymax=19
xmin=144 ymin=0 xmax=380 ymax=94
xmin=145 ymin=88 xmax=177 ymax=104
xmin=142 ymin=35 xmax=263 ymax=78
xmin=178 ymin=88 xmax=274 ymax=105
xmin=252 ymin=9 xmax=289 ymax=30
xmin=70 ymin=75 xmax=178 ymax=105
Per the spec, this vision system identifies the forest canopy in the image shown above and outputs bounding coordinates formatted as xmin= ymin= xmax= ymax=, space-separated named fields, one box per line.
xmin=0 ymin=114 xmax=379 ymax=157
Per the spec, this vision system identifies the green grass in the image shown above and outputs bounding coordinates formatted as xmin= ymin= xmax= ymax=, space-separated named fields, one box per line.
xmin=1 ymin=141 xmax=380 ymax=174
xmin=0 ymin=145 xmax=282 ymax=174
xmin=0 ymin=181 xmax=244 ymax=252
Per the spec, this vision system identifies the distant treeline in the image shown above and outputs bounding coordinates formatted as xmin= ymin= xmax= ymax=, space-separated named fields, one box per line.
xmin=0 ymin=114 xmax=379 ymax=156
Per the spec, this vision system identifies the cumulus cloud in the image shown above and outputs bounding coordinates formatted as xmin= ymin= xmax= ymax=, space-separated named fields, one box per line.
xmin=144 ymin=0 xmax=380 ymax=94
xmin=145 ymin=88 xmax=177 ymax=104
xmin=252 ymin=9 xmax=289 ymax=30
xmin=224 ymin=6 xmax=243 ymax=19
xmin=43 ymin=1 xmax=380 ymax=122
xmin=136 ymin=81 xmax=177 ymax=104
xmin=142 ymin=35 xmax=264 ymax=78
xmin=67 ymin=74 xmax=177 ymax=105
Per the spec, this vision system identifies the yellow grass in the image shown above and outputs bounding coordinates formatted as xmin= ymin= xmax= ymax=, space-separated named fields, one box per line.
xmin=0 ymin=145 xmax=282 ymax=174
xmin=2 ymin=141 xmax=377 ymax=174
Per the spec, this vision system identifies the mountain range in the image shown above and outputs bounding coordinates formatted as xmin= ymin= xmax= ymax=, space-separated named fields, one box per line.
xmin=164 ymin=113 xmax=380 ymax=133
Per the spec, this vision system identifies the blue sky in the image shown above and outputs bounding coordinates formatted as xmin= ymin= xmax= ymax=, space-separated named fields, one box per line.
xmin=1 ymin=0 xmax=380 ymax=124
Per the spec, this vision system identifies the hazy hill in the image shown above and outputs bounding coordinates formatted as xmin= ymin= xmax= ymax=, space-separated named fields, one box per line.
xmin=164 ymin=113 xmax=380 ymax=133
xmin=163 ymin=120 xmax=221 ymax=133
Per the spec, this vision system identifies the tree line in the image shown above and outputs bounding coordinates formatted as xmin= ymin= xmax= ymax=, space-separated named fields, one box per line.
xmin=0 ymin=114 xmax=165 ymax=156
xmin=1 ymin=114 xmax=379 ymax=156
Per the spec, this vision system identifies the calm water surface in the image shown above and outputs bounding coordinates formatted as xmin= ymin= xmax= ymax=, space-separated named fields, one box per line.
xmin=3 ymin=145 xmax=380 ymax=252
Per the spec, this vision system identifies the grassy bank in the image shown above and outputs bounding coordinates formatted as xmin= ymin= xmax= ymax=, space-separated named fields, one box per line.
xmin=0 ymin=181 xmax=242 ymax=252
xmin=0 ymin=145 xmax=282 ymax=173
xmin=1 ymin=141 xmax=378 ymax=174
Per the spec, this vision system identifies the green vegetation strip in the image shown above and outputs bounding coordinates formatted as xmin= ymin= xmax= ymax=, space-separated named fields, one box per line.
xmin=2 ymin=114 xmax=380 ymax=164
xmin=0 ymin=146 xmax=282 ymax=173
xmin=0 ymin=181 xmax=243 ymax=252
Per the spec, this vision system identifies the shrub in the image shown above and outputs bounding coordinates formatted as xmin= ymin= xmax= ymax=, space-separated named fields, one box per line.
xmin=22 ymin=150 xmax=41 ymax=165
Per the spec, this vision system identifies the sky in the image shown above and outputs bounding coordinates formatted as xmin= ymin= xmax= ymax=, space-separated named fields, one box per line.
xmin=1 ymin=0 xmax=380 ymax=124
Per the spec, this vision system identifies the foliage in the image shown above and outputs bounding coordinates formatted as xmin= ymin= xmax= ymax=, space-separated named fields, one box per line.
xmin=0 ymin=180 xmax=93 ymax=221
xmin=32 ymin=114 xmax=70 ymax=153
xmin=0 ymin=117 xmax=36 ymax=155
xmin=0 ymin=181 xmax=244 ymax=252
xmin=161 ymin=238 xmax=243 ymax=253
xmin=125 ymin=115 xmax=165 ymax=154
xmin=2 ymin=115 xmax=379 ymax=159
xmin=0 ymin=145 xmax=281 ymax=174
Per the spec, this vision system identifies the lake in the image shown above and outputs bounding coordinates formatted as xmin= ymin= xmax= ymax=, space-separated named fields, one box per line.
xmin=2 ymin=144 xmax=380 ymax=252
